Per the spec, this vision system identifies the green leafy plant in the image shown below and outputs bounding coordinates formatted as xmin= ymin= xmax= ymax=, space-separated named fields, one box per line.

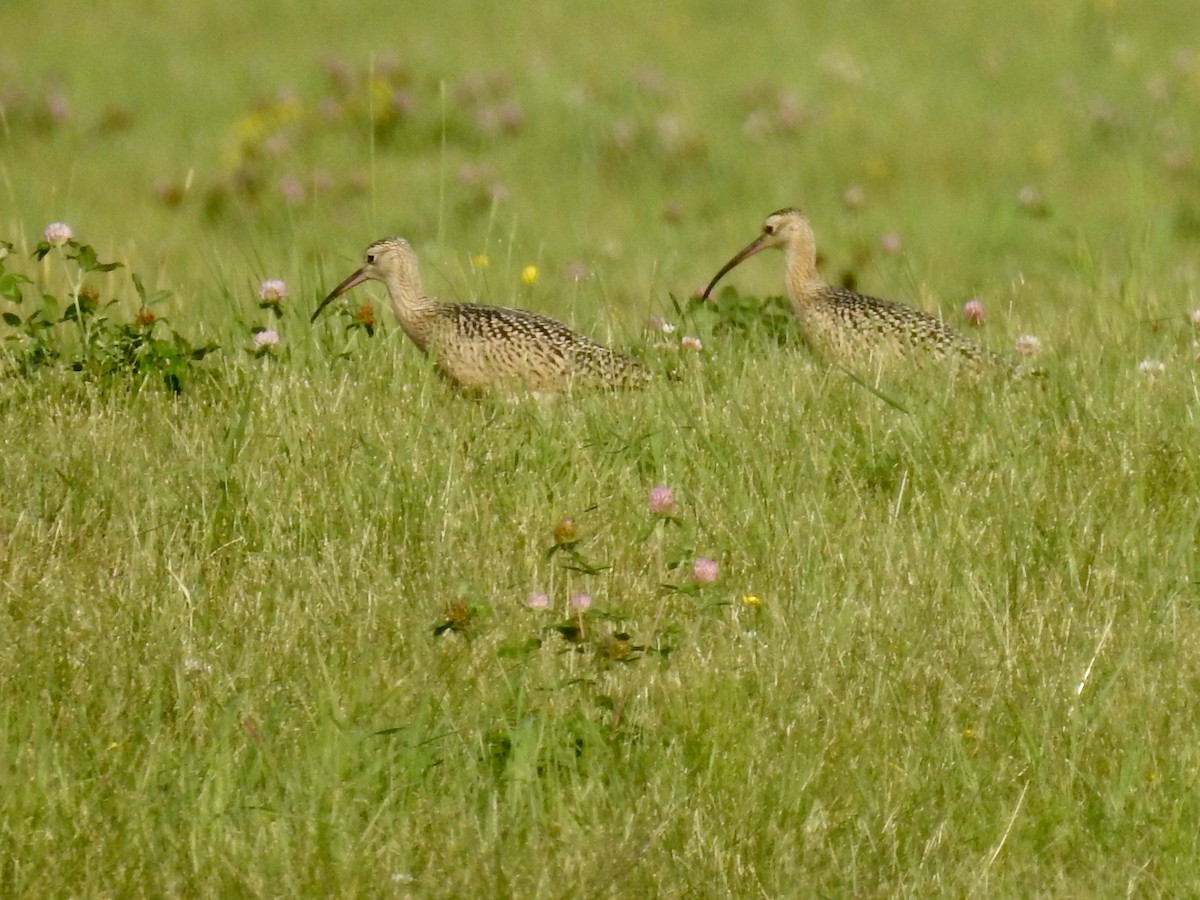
xmin=675 ymin=285 xmax=795 ymax=344
xmin=1 ymin=232 xmax=216 ymax=390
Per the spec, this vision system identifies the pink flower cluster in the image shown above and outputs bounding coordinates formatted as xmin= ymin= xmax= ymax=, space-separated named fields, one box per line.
xmin=648 ymin=485 xmax=677 ymax=515
xmin=691 ymin=557 xmax=719 ymax=584
xmin=961 ymin=299 xmax=985 ymax=326
xmin=524 ymin=592 xmax=592 ymax=612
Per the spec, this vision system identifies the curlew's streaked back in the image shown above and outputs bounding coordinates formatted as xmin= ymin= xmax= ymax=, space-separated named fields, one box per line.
xmin=312 ymin=237 xmax=649 ymax=393
xmin=702 ymin=208 xmax=986 ymax=365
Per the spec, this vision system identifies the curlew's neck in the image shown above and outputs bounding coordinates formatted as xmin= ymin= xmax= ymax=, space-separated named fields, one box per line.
xmin=382 ymin=268 xmax=439 ymax=351
xmin=783 ymin=222 xmax=825 ymax=311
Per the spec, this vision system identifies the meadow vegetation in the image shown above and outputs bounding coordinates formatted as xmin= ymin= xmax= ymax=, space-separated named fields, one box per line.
xmin=3 ymin=0 xmax=1200 ymax=895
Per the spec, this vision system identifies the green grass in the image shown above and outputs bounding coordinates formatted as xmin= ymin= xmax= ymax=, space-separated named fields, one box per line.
xmin=4 ymin=0 xmax=1200 ymax=895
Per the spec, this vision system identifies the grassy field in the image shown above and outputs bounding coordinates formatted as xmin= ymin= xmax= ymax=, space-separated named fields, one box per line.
xmin=3 ymin=0 xmax=1200 ymax=895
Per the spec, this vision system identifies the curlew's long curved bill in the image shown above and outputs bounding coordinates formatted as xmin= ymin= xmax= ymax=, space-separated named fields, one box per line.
xmin=310 ymin=267 xmax=369 ymax=322
xmin=700 ymin=235 xmax=770 ymax=301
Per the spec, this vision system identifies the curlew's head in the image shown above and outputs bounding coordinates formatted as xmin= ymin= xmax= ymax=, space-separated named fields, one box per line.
xmin=701 ymin=208 xmax=814 ymax=301
xmin=311 ymin=236 xmax=421 ymax=322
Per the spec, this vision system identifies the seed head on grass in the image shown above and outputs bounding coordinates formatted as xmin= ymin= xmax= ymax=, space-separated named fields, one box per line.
xmin=182 ymin=656 xmax=212 ymax=676
xmin=1017 ymin=184 xmax=1048 ymax=215
xmin=553 ymin=517 xmax=578 ymax=545
xmin=241 ymin=718 xmax=263 ymax=744
xmin=680 ymin=335 xmax=703 ymax=352
xmin=433 ymin=601 xmax=473 ymax=636
xmin=353 ymin=302 xmax=376 ymax=329
xmin=1191 ymin=308 xmax=1200 ymax=329
xmin=1014 ymin=334 xmax=1042 ymax=357
xmin=598 ymin=631 xmax=639 ymax=662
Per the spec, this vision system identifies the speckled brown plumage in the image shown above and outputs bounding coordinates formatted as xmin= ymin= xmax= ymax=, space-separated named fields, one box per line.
xmin=703 ymin=208 xmax=985 ymax=365
xmin=312 ymin=237 xmax=648 ymax=392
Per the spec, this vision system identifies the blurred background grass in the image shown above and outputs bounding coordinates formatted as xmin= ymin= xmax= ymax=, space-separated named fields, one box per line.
xmin=5 ymin=0 xmax=1199 ymax=329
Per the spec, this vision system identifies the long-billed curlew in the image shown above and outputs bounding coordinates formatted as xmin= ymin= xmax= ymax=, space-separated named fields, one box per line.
xmin=702 ymin=208 xmax=984 ymax=365
xmin=312 ymin=237 xmax=648 ymax=392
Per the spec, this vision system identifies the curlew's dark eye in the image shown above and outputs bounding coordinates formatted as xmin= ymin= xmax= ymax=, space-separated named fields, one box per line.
xmin=366 ymin=253 xmax=376 ymax=264
xmin=763 ymin=224 xmax=775 ymax=235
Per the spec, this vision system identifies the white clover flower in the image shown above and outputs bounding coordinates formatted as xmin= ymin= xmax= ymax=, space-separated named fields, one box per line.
xmin=182 ymin=656 xmax=212 ymax=676
xmin=44 ymin=222 xmax=73 ymax=246
xmin=258 ymin=279 xmax=288 ymax=303
xmin=1017 ymin=185 xmax=1044 ymax=209
xmin=647 ymin=315 xmax=676 ymax=334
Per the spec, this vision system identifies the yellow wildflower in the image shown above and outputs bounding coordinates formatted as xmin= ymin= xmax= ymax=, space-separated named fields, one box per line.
xmin=521 ymin=265 xmax=538 ymax=285
xmin=472 ymin=253 xmax=490 ymax=269
xmin=368 ymin=75 xmax=395 ymax=123
xmin=741 ymin=595 xmax=762 ymax=607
